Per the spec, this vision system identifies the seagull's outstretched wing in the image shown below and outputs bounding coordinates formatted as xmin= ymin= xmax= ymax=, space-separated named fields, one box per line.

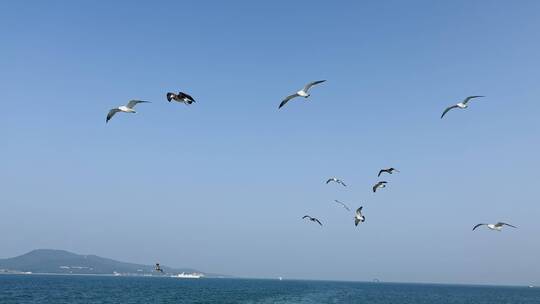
xmin=279 ymin=94 xmax=300 ymax=109
xmin=166 ymin=93 xmax=176 ymax=102
xmin=338 ymin=180 xmax=347 ymax=187
xmin=356 ymin=207 xmax=363 ymax=216
xmin=127 ymin=100 xmax=150 ymax=109
xmin=303 ymin=80 xmax=326 ymax=93
xmin=472 ymin=223 xmax=486 ymax=231
xmin=302 ymin=215 xmax=311 ymax=220
xmin=441 ymin=105 xmax=459 ymax=119
xmin=326 ymin=178 xmax=334 ymax=184
xmin=497 ymin=222 xmax=517 ymax=229
xmin=106 ymin=108 xmax=121 ymax=123
xmin=179 ymin=92 xmax=195 ymax=102
xmin=462 ymin=95 xmax=484 ymax=105
xmin=378 ymin=169 xmax=387 ymax=177
xmin=334 ymin=200 xmax=350 ymax=211
xmin=355 ymin=217 xmax=360 ymax=226
xmin=314 ymin=218 xmax=323 ymax=226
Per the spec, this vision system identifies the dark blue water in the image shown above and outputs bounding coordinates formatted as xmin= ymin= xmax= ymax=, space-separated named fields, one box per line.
xmin=1 ymin=275 xmax=539 ymax=303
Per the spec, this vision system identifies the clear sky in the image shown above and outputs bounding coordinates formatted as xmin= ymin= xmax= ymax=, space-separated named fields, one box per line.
xmin=1 ymin=0 xmax=539 ymax=285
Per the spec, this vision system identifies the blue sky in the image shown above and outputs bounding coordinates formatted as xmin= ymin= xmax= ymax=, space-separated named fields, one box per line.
xmin=1 ymin=0 xmax=539 ymax=285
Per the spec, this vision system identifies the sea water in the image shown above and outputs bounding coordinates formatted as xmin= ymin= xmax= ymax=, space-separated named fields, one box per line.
xmin=1 ymin=275 xmax=539 ymax=303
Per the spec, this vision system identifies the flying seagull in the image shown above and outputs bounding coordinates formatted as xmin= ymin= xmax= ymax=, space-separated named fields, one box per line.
xmin=278 ymin=80 xmax=326 ymax=109
xmin=372 ymin=181 xmax=387 ymax=193
xmin=441 ymin=96 xmax=484 ymax=119
xmin=106 ymin=100 xmax=150 ymax=123
xmin=354 ymin=207 xmax=365 ymax=226
xmin=326 ymin=177 xmax=347 ymax=187
xmin=302 ymin=215 xmax=323 ymax=226
xmin=154 ymin=263 xmax=164 ymax=273
xmin=472 ymin=222 xmax=517 ymax=231
xmin=334 ymin=200 xmax=351 ymax=211
xmin=378 ymin=167 xmax=399 ymax=177
xmin=167 ymin=91 xmax=195 ymax=105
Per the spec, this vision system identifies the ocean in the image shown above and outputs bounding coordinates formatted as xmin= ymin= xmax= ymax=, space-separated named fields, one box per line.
xmin=1 ymin=275 xmax=539 ymax=303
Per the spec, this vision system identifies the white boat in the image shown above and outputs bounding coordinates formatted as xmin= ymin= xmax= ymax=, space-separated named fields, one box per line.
xmin=170 ymin=272 xmax=204 ymax=279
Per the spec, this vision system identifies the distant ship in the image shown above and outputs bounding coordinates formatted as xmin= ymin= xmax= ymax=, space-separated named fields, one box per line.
xmin=170 ymin=272 xmax=204 ymax=279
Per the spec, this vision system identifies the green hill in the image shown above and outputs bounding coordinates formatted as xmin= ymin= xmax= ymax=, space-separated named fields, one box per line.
xmin=0 ymin=249 xmax=202 ymax=275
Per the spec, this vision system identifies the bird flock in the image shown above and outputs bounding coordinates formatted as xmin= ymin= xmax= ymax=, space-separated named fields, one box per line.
xmin=105 ymin=84 xmax=516 ymax=233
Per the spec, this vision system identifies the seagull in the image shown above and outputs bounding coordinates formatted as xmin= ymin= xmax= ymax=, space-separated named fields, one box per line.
xmin=278 ymin=80 xmax=326 ymax=109
xmin=334 ymin=200 xmax=351 ymax=211
xmin=106 ymin=100 xmax=150 ymax=123
xmin=167 ymin=91 xmax=195 ymax=105
xmin=378 ymin=168 xmax=399 ymax=177
xmin=302 ymin=215 xmax=323 ymax=226
xmin=472 ymin=222 xmax=517 ymax=231
xmin=154 ymin=263 xmax=164 ymax=273
xmin=372 ymin=181 xmax=387 ymax=193
xmin=440 ymin=96 xmax=484 ymax=119
xmin=326 ymin=177 xmax=347 ymax=187
xmin=354 ymin=207 xmax=365 ymax=226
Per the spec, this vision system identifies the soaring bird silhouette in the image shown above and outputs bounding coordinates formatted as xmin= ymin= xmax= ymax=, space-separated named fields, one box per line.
xmin=167 ymin=91 xmax=196 ymax=105
xmin=441 ymin=96 xmax=484 ymax=119
xmin=354 ymin=207 xmax=365 ymax=226
xmin=372 ymin=181 xmax=387 ymax=193
xmin=279 ymin=80 xmax=326 ymax=109
xmin=326 ymin=177 xmax=347 ymax=187
xmin=378 ymin=168 xmax=399 ymax=177
xmin=472 ymin=222 xmax=517 ymax=231
xmin=106 ymin=100 xmax=150 ymax=123
xmin=302 ymin=215 xmax=323 ymax=226
xmin=334 ymin=200 xmax=351 ymax=211
xmin=154 ymin=263 xmax=164 ymax=273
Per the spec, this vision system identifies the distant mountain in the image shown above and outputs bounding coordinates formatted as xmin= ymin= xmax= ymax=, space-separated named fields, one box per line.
xmin=0 ymin=249 xmax=204 ymax=276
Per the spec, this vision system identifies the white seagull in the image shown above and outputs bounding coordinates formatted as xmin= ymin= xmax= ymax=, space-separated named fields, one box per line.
xmin=354 ymin=207 xmax=365 ymax=226
xmin=106 ymin=100 xmax=150 ymax=123
xmin=372 ymin=181 xmax=387 ymax=193
xmin=441 ymin=96 xmax=485 ymax=119
xmin=326 ymin=177 xmax=347 ymax=187
xmin=472 ymin=222 xmax=517 ymax=231
xmin=278 ymin=80 xmax=326 ymax=109
xmin=378 ymin=167 xmax=399 ymax=177
xmin=334 ymin=200 xmax=351 ymax=211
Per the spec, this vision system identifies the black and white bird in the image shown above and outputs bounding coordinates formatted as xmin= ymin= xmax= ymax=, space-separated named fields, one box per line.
xmin=326 ymin=177 xmax=347 ymax=187
xmin=166 ymin=91 xmax=195 ymax=105
xmin=378 ymin=167 xmax=399 ymax=177
xmin=334 ymin=200 xmax=351 ymax=211
xmin=155 ymin=263 xmax=164 ymax=273
xmin=472 ymin=222 xmax=517 ymax=231
xmin=441 ymin=96 xmax=484 ymax=119
xmin=278 ymin=80 xmax=326 ymax=109
xmin=106 ymin=100 xmax=150 ymax=123
xmin=354 ymin=207 xmax=365 ymax=226
xmin=302 ymin=215 xmax=323 ymax=226
xmin=372 ymin=181 xmax=387 ymax=193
